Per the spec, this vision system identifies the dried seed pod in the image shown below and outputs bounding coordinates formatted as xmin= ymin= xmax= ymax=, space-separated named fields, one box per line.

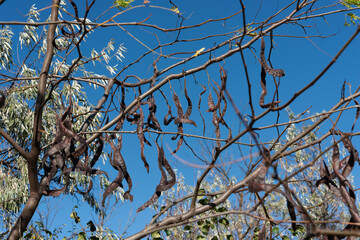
xmin=260 ymin=37 xmax=285 ymax=77
xmin=0 ymin=90 xmax=5 ymax=108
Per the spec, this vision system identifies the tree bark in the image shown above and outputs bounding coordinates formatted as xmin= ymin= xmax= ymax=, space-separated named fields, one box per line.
xmin=7 ymin=192 xmax=42 ymax=240
xmin=7 ymin=0 xmax=60 ymax=239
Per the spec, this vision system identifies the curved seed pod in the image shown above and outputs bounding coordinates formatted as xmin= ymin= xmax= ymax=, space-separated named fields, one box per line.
xmin=259 ymin=67 xmax=280 ymax=108
xmin=68 ymin=0 xmax=79 ymax=19
xmin=218 ymin=70 xmax=228 ymax=124
xmin=102 ymin=135 xmax=133 ymax=207
xmin=171 ymin=82 xmax=197 ymax=153
xmin=260 ymin=37 xmax=285 ymax=77
xmin=157 ymin=144 xmax=176 ymax=191
xmin=171 ymin=91 xmax=184 ymax=154
xmin=42 ymin=138 xmax=71 ymax=168
xmin=102 ymin=172 xmax=125 ymax=207
xmin=206 ymin=91 xmax=216 ymax=112
xmin=164 ymin=114 xmax=175 ymax=125
xmin=259 ymin=41 xmax=282 ymax=108
xmin=91 ymin=137 xmax=104 ymax=167
xmin=47 ymin=185 xmax=68 ymax=197
xmin=52 ymin=1 xmax=81 ymax=51
xmin=77 ymin=179 xmax=93 ymax=195
xmin=115 ymin=136 xmax=133 ymax=200
xmin=212 ymin=112 xmax=221 ymax=148
xmin=171 ymin=129 xmax=183 ymax=154
xmin=173 ymin=91 xmax=183 ymax=117
xmin=174 ymin=79 xmax=197 ymax=126
xmin=174 ymin=118 xmax=196 ymax=126
xmin=246 ymin=148 xmax=312 ymax=233
xmin=316 ymin=160 xmax=335 ymax=187
xmin=329 ymin=143 xmax=351 ymax=204
xmin=351 ymin=99 xmax=360 ymax=131
xmin=183 ymin=79 xmax=193 ymax=120
xmin=198 ymin=84 xmax=206 ymax=135
xmin=0 ymin=90 xmax=5 ymax=108
xmin=136 ymin=191 xmax=161 ymax=213
xmin=160 ymin=89 xmax=175 ymax=125
xmin=137 ymin=142 xmax=175 ymax=213
xmin=146 ymin=96 xmax=161 ymax=131
xmin=42 ymin=113 xmax=72 ymax=168
xmin=61 ymin=23 xmax=82 ymax=38
xmin=137 ymin=107 xmax=150 ymax=172
xmin=259 ymin=67 xmax=268 ymax=108
xmin=41 ymin=96 xmax=108 ymax=199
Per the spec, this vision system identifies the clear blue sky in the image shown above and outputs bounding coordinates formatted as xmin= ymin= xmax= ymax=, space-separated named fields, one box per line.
xmin=0 ymin=0 xmax=360 ymax=238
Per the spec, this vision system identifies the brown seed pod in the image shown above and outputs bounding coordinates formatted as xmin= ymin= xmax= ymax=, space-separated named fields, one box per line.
xmin=0 ymin=91 xmax=5 ymax=108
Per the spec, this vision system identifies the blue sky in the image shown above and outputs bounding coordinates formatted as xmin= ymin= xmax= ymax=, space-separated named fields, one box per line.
xmin=1 ymin=0 xmax=360 ymax=238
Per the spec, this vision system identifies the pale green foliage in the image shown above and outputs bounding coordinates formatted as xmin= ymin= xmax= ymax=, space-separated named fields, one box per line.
xmin=345 ymin=12 xmax=360 ymax=25
xmin=0 ymin=78 xmax=104 ymax=228
xmin=19 ymin=4 xmax=40 ymax=48
xmin=342 ymin=0 xmax=360 ymax=25
xmin=152 ymin=108 xmax=351 ymax=239
xmin=20 ymin=65 xmax=36 ymax=77
xmin=113 ymin=0 xmax=134 ymax=9
xmin=0 ymin=26 xmax=13 ymax=70
xmin=342 ymin=0 xmax=360 ymax=7
xmin=116 ymin=43 xmax=127 ymax=61
xmin=53 ymin=59 xmax=71 ymax=75
xmin=0 ymin=159 xmax=29 ymax=229
xmin=152 ymin=170 xmax=238 ymax=239
xmin=276 ymin=109 xmax=349 ymax=236
xmin=0 ymin=2 xmax=127 ymax=231
xmin=90 ymin=39 xmax=126 ymax=75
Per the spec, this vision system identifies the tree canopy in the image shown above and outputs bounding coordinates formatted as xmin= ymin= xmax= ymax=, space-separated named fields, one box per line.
xmin=0 ymin=0 xmax=360 ymax=239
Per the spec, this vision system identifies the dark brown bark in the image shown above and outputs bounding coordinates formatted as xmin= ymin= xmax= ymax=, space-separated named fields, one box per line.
xmin=7 ymin=192 xmax=42 ymax=240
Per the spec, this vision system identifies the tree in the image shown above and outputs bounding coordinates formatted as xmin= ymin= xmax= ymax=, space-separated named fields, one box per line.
xmin=0 ymin=0 xmax=360 ymax=239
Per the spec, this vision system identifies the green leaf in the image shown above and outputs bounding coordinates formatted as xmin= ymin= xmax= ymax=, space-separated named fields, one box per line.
xmin=201 ymin=225 xmax=210 ymax=235
xmin=164 ymin=229 xmax=171 ymax=236
xmin=87 ymin=220 xmax=96 ymax=232
xmin=216 ymin=206 xmax=228 ymax=212
xmin=211 ymin=236 xmax=219 ymax=240
xmin=196 ymin=236 xmax=206 ymax=240
xmin=171 ymin=6 xmax=180 ymax=14
xmin=282 ymin=236 xmax=290 ymax=240
xmin=70 ymin=211 xmax=80 ymax=224
xmin=272 ymin=226 xmax=279 ymax=234
xmin=24 ymin=233 xmax=33 ymax=239
xmin=197 ymin=189 xmax=206 ymax=199
xmin=151 ymin=232 xmax=161 ymax=238
xmin=35 ymin=221 xmax=44 ymax=227
xmin=184 ymin=225 xmax=193 ymax=231
xmin=44 ymin=229 xmax=52 ymax=235
xmin=219 ymin=217 xmax=229 ymax=226
xmin=198 ymin=198 xmax=210 ymax=205
xmin=77 ymin=232 xmax=86 ymax=240
xmin=226 ymin=235 xmax=234 ymax=240
xmin=197 ymin=220 xmax=205 ymax=226
xmin=113 ymin=0 xmax=134 ymax=9
xmin=296 ymin=225 xmax=305 ymax=232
